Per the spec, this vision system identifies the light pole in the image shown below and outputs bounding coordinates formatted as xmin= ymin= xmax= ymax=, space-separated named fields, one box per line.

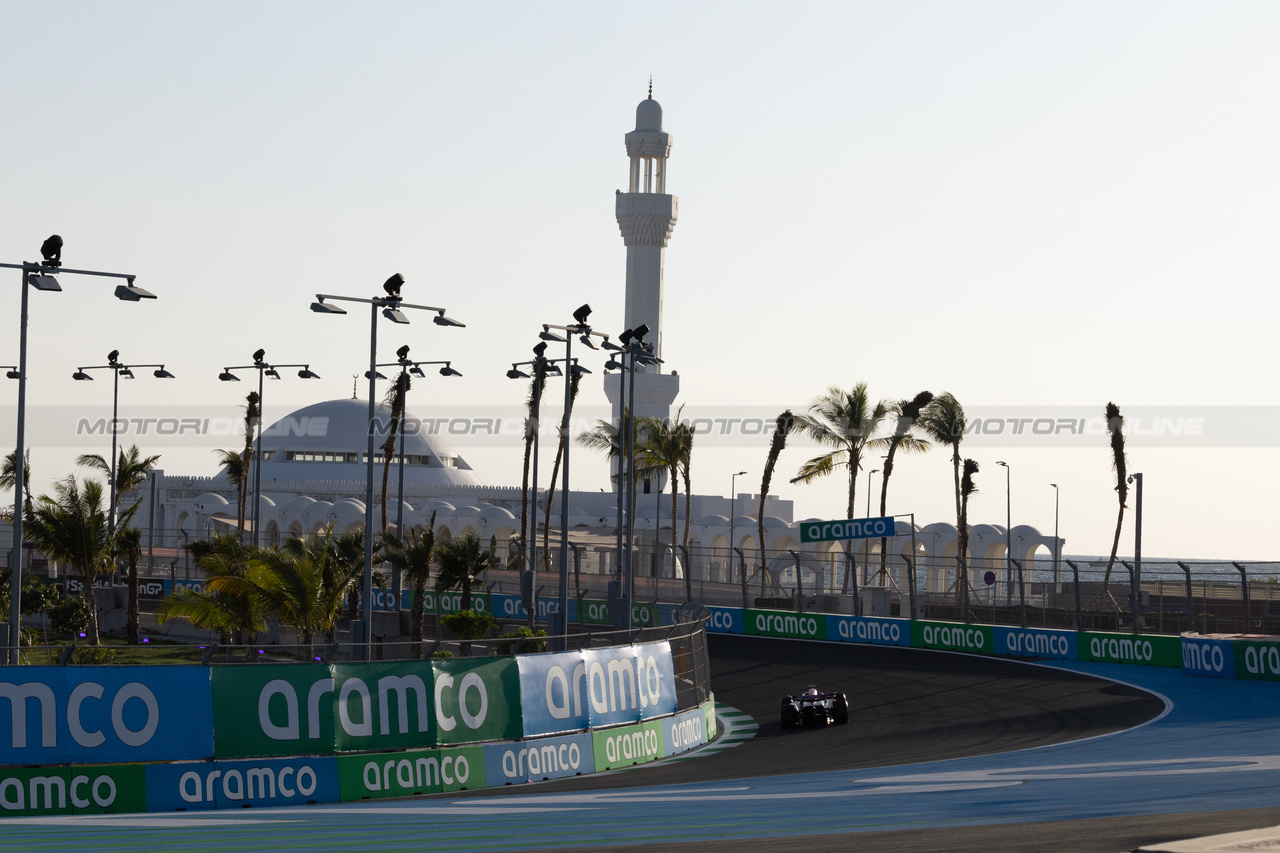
xmin=311 ymin=275 xmax=464 ymax=659
xmin=72 ymin=351 xmax=175 ymax=534
xmin=372 ymin=345 xmax=461 ymax=611
xmin=996 ymin=461 xmax=1011 ymax=606
xmin=5 ymin=235 xmax=153 ymax=663
xmin=218 ymin=351 xmax=319 ymax=548
xmin=536 ymin=305 xmax=608 ymax=649
xmin=728 ymin=470 xmax=746 ymax=580
xmin=1050 ymin=483 xmax=1060 ymax=592
xmin=864 ymin=468 xmax=879 ymax=583
xmin=1128 ymin=472 xmax=1142 ymax=627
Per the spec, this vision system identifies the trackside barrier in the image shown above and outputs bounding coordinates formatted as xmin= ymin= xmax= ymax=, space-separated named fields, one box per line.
xmin=1181 ymin=633 xmax=1280 ymax=681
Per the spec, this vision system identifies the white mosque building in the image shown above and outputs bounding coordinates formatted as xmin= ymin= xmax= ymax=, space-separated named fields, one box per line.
xmin=132 ymin=90 xmax=1062 ymax=604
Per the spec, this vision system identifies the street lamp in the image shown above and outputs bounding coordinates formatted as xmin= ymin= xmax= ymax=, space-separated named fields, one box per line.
xmin=1127 ymin=472 xmax=1142 ymax=626
xmin=728 ymin=470 xmax=747 ymax=576
xmin=71 ymin=350 xmax=175 ymax=533
xmin=4 ymin=236 xmax=152 ymax=662
xmin=310 ymin=275 xmax=464 ymax=658
xmin=219 ymin=351 xmax=319 ymax=548
xmin=1050 ymin=483 xmax=1060 ymax=591
xmin=540 ymin=305 xmax=608 ymax=648
xmin=371 ymin=345 xmax=461 ymax=610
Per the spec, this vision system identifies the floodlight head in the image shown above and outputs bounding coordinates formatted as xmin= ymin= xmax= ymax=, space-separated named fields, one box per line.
xmin=298 ymin=367 xmax=320 ymax=379
xmin=633 ymin=323 xmax=650 ymax=341
xmin=264 ymin=367 xmax=281 ymax=379
xmin=573 ymin=304 xmax=592 ymax=326
xmin=119 ymin=367 xmax=135 ymax=379
xmin=383 ymin=307 xmax=410 ymax=324
xmin=153 ymin=368 xmax=175 ymax=379
xmin=218 ymin=371 xmax=240 ymax=382
xmin=396 ymin=344 xmax=410 ymax=361
xmin=5 ymin=369 xmax=19 ymax=380
xmin=72 ymin=370 xmax=93 ymax=381
xmin=600 ymin=338 xmax=622 ymax=352
xmin=114 ymin=280 xmax=156 ymax=301
xmin=636 ymin=353 xmax=663 ymax=366
xmin=439 ymin=364 xmax=462 ymax=377
xmin=507 ymin=366 xmax=530 ymax=379
xmin=365 ymin=369 xmax=388 ymax=380
xmin=1126 ymin=474 xmax=1134 ymax=484
xmin=252 ymin=348 xmax=266 ymax=365
xmin=532 ymin=341 xmax=548 ymax=358
xmin=27 ymin=273 xmax=61 ymax=291
xmin=539 ymin=327 xmax=566 ymax=342
xmin=383 ymin=273 xmax=405 ymax=297
xmin=107 ymin=350 xmax=120 ymax=365
xmin=40 ymin=234 xmax=63 ymax=267
xmin=619 ymin=329 xmax=633 ymax=345
xmin=409 ymin=365 xmax=426 ymax=378
xmin=605 ymin=356 xmax=622 ymax=371
xmin=311 ymin=298 xmax=347 ymax=314
xmin=579 ymin=334 xmax=598 ymax=350
xmin=545 ymin=362 xmax=563 ymax=377
xmin=570 ymin=363 xmax=592 ymax=375
xmin=433 ymin=312 xmax=465 ymax=328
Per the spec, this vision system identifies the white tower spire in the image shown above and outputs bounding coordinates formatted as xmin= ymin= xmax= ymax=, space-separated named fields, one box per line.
xmin=604 ymin=87 xmax=681 ymax=451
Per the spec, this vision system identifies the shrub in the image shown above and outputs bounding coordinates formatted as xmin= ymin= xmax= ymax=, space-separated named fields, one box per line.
xmin=50 ymin=596 xmax=94 ymax=638
xmin=496 ymin=626 xmax=548 ymax=655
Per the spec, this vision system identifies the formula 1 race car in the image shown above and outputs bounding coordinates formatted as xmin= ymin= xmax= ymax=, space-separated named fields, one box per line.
xmin=780 ymin=687 xmax=849 ymax=729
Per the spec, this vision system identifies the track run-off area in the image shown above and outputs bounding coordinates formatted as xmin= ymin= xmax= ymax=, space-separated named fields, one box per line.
xmin=6 ymin=634 xmax=1280 ymax=853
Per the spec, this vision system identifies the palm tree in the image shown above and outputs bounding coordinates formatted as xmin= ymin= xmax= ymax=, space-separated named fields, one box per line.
xmin=917 ymin=392 xmax=967 ymax=531
xmin=23 ymin=477 xmax=135 ymax=644
xmin=1098 ymin=402 xmax=1129 ymax=606
xmin=519 ymin=363 xmax=548 ymax=565
xmin=635 ymin=410 xmax=686 ymax=578
xmin=677 ymin=416 xmax=695 ymax=552
xmin=958 ymin=458 xmax=979 ymax=620
xmin=791 ymin=384 xmax=890 ymax=594
xmin=117 ymin=526 xmax=143 ymax=644
xmin=876 ymin=391 xmax=933 ymax=581
xmin=76 ymin=444 xmax=161 ymax=529
xmin=380 ymin=370 xmax=411 ymax=533
xmin=542 ymin=370 xmax=583 ymax=562
xmin=383 ymin=512 xmax=436 ymax=643
xmin=0 ymin=449 xmax=32 ymax=523
xmin=213 ymin=449 xmax=250 ymax=541
xmin=758 ymin=410 xmax=797 ymax=594
xmin=435 ymin=531 xmax=495 ymax=612
xmin=159 ymin=534 xmax=266 ymax=645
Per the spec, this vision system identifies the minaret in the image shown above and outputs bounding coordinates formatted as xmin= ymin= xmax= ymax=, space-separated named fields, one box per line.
xmin=604 ymin=85 xmax=680 ymax=440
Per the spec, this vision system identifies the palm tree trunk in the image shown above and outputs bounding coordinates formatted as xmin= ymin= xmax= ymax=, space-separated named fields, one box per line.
xmin=842 ymin=463 xmax=858 ymax=594
xmin=127 ymin=556 xmax=139 ymax=645
xmin=670 ymin=464 xmax=678 ymax=579
xmin=411 ymin=578 xmax=426 ymax=644
xmin=1101 ymin=503 xmax=1126 ymax=609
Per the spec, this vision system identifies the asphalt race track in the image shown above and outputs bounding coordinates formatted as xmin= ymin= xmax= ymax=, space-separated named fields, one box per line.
xmin=9 ymin=634 xmax=1280 ymax=853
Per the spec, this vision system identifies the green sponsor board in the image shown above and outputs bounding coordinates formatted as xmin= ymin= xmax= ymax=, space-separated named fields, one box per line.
xmin=423 ymin=590 xmax=491 ymax=615
xmin=744 ymin=609 xmax=827 ymax=640
xmin=911 ymin=620 xmax=994 ymax=653
xmin=0 ymin=764 xmax=145 ymax=816
xmin=212 ymin=658 xmax=521 ymax=759
xmin=579 ymin=598 xmax=612 ymax=626
xmin=1235 ymin=638 xmax=1280 ymax=680
xmin=1079 ymin=632 xmax=1181 ymax=666
xmin=592 ymin=719 xmax=664 ymax=771
xmin=432 ymin=657 xmax=522 ymax=747
xmin=337 ymin=745 xmax=485 ymax=800
xmin=703 ymin=699 xmax=717 ymax=741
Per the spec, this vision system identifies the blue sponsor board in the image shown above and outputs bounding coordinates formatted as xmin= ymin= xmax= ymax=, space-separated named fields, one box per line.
xmin=0 ymin=666 xmax=213 ymax=765
xmin=994 ymin=626 xmax=1078 ymax=660
xmin=491 ymin=593 xmax=563 ymax=623
xmin=663 ymin=707 xmax=709 ymax=756
xmin=517 ymin=642 xmax=678 ymax=736
xmin=146 ymin=756 xmax=340 ymax=811
xmin=483 ymin=732 xmax=595 ymax=785
xmin=517 ymin=650 xmax=590 ymax=736
xmin=370 ymin=588 xmax=413 ymax=612
xmin=705 ymin=606 xmax=744 ymax=634
xmin=1181 ymin=635 xmax=1236 ymax=679
xmin=825 ymin=615 xmax=910 ymax=647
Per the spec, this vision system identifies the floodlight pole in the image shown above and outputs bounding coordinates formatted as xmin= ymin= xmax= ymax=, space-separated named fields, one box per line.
xmin=311 ymin=289 xmax=463 ymax=660
xmin=73 ymin=357 xmax=172 ymax=534
xmin=3 ymin=257 xmax=144 ymax=665
xmin=220 ymin=358 xmax=316 ymax=548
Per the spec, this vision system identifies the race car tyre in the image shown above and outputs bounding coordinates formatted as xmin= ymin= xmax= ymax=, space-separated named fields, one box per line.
xmin=781 ymin=700 xmax=799 ymax=729
xmin=832 ymin=692 xmax=849 ymax=725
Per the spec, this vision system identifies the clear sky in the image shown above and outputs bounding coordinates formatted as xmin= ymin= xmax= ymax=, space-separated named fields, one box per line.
xmin=2 ymin=1 xmax=1277 ymax=561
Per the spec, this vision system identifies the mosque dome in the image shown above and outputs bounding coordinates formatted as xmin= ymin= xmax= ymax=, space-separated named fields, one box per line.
xmin=231 ymin=398 xmax=481 ymax=487
xmin=635 ymin=98 xmax=663 ymax=131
